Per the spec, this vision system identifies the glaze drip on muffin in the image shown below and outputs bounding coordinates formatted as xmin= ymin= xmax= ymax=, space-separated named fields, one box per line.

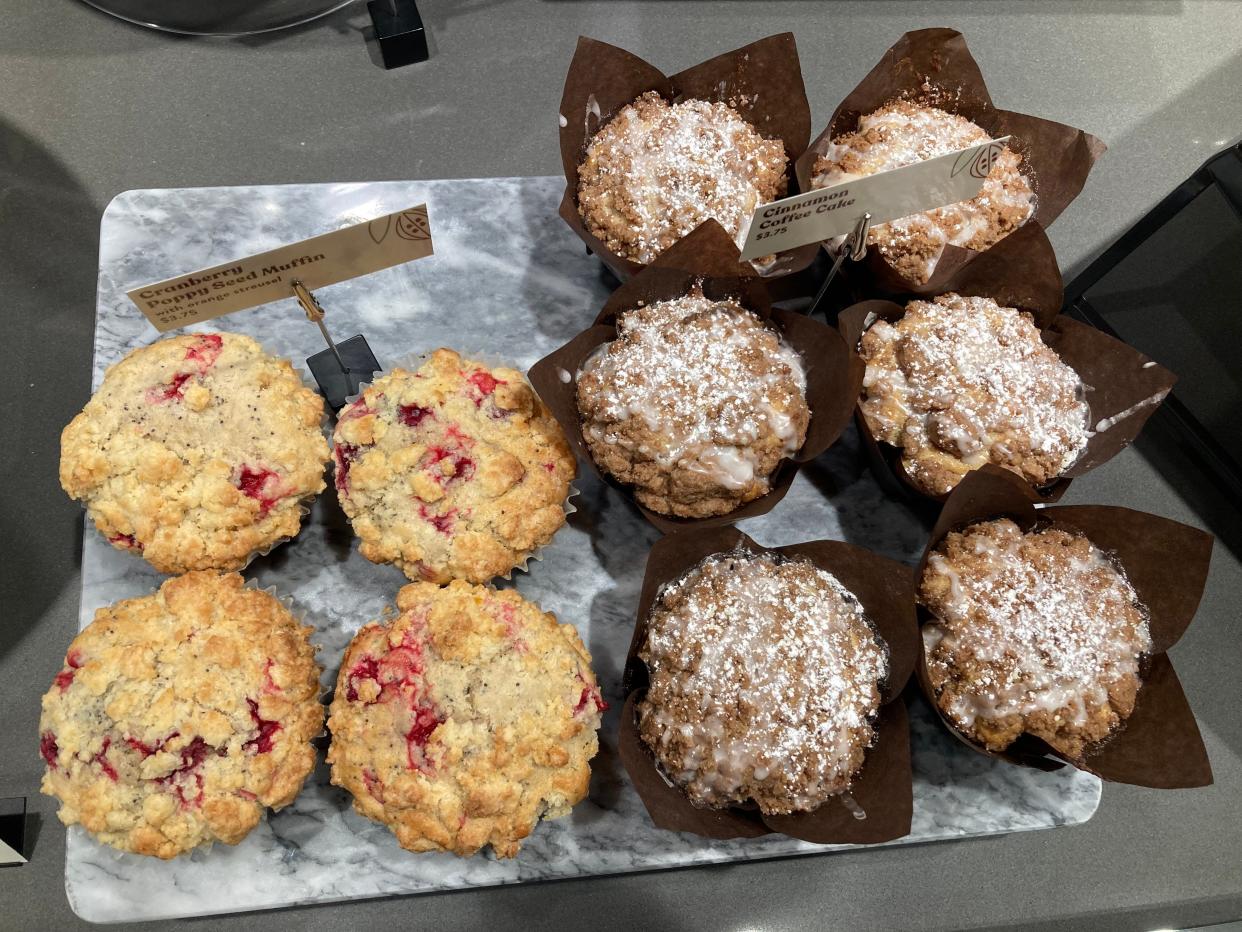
xmin=638 ymin=552 xmax=888 ymax=815
xmin=812 ymin=101 xmax=1035 ymax=284
xmin=920 ymin=519 xmax=1151 ymax=760
xmin=576 ymin=288 xmax=809 ymax=518
xmin=577 ymin=91 xmax=788 ymax=264
xmin=859 ymin=293 xmax=1089 ymax=496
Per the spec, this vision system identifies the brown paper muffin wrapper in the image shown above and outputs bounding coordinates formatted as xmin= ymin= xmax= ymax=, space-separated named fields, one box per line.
xmin=529 ymin=222 xmax=863 ymax=534
xmin=837 ymin=272 xmax=1177 ymax=506
xmin=914 ymin=466 xmax=1213 ymax=788
xmin=559 ymin=33 xmax=819 ymax=282
xmin=795 ymin=27 xmax=1106 ymax=297
xmin=618 ymin=526 xmax=918 ymax=842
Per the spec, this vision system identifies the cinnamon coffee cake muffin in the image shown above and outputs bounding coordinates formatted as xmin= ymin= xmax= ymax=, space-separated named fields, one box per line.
xmin=812 ymin=101 xmax=1035 ymax=284
xmin=327 ymin=581 xmax=604 ymax=858
xmin=859 ymin=293 xmax=1089 ymax=496
xmin=333 ymin=349 xmax=575 ymax=584
xmin=60 ymin=332 xmax=329 ymax=574
xmin=576 ymin=289 xmax=809 ymax=518
xmin=39 ymin=572 xmax=323 ymax=858
xmin=578 ymin=91 xmax=788 ymax=263
xmin=920 ymin=519 xmax=1152 ymax=760
xmin=638 ymin=552 xmax=888 ymax=815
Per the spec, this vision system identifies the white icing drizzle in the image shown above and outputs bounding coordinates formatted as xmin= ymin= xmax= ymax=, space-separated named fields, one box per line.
xmin=840 ymin=792 xmax=867 ymax=820
xmin=579 ymin=289 xmax=806 ymax=493
xmin=639 ymin=552 xmax=889 ymax=814
xmin=811 ymin=101 xmax=1035 ymax=281
xmin=921 ymin=519 xmax=1152 ymax=740
xmin=860 ymin=293 xmax=1091 ymax=494
xmin=578 ymin=92 xmax=787 ymax=263
xmin=1092 ymin=391 xmax=1166 ymax=433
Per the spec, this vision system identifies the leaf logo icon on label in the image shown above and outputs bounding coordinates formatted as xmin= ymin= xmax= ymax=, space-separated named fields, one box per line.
xmin=396 ymin=209 xmax=431 ymax=241
xmin=368 ymin=217 xmax=392 ymax=244
xmin=953 ymin=141 xmax=1004 ymax=180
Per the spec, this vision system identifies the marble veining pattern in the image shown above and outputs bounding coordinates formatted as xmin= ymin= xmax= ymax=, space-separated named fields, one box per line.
xmin=68 ymin=178 xmax=1100 ymax=922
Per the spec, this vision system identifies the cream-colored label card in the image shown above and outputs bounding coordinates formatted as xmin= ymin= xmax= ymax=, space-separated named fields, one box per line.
xmin=739 ymin=137 xmax=1010 ymax=260
xmin=128 ymin=205 xmax=433 ymax=332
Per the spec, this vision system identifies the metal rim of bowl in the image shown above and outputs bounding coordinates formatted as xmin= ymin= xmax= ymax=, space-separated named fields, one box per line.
xmin=78 ymin=0 xmax=358 ymax=37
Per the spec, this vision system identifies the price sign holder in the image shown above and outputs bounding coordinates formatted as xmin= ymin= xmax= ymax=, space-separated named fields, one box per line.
xmin=806 ymin=212 xmax=872 ymax=319
xmin=293 ymin=281 xmax=382 ymax=410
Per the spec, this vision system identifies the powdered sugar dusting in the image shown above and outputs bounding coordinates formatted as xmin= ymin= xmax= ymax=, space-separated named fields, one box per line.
xmin=577 ymin=288 xmax=807 ymax=498
xmin=577 ymin=92 xmax=788 ymax=263
xmin=811 ymin=101 xmax=1035 ymax=284
xmin=921 ymin=519 xmax=1151 ymax=757
xmin=860 ymin=293 xmax=1090 ymax=496
xmin=638 ymin=552 xmax=889 ymax=815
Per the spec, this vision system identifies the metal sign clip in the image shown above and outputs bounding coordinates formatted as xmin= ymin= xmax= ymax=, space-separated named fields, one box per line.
xmin=807 ymin=212 xmax=872 ymax=319
xmin=293 ymin=280 xmax=382 ymax=411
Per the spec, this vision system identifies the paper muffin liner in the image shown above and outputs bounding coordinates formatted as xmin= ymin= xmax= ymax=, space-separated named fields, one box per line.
xmin=794 ymin=27 xmax=1105 ymax=298
xmin=836 ymin=269 xmax=1177 ymax=507
xmin=558 ymin=33 xmax=819 ymax=282
xmin=239 ymin=577 xmax=333 ymax=732
xmin=913 ymin=466 xmax=1213 ymax=788
xmin=529 ymin=221 xmax=863 ymax=534
xmin=618 ymin=526 xmax=918 ymax=842
xmin=333 ymin=347 xmax=580 ymax=584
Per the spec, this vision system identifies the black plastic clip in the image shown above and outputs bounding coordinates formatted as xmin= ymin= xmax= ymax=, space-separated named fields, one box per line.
xmin=0 ymin=797 xmax=27 ymax=866
xmin=368 ymin=0 xmax=429 ymax=70
xmin=294 ymin=281 xmax=382 ymax=410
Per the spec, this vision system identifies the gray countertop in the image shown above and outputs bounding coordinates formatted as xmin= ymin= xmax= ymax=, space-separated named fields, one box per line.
xmin=3 ymin=2 xmax=1241 ymax=929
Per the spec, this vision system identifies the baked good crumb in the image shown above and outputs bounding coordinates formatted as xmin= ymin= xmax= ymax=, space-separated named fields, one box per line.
xmin=638 ymin=551 xmax=888 ymax=815
xmin=859 ymin=293 xmax=1089 ymax=496
xmin=39 ymin=572 xmax=323 ymax=858
xmin=919 ymin=518 xmax=1151 ymax=760
xmin=577 ymin=91 xmax=788 ymax=264
xmin=333 ymin=349 xmax=575 ymax=584
xmin=327 ymin=580 xmax=604 ymax=858
xmin=576 ymin=288 xmax=809 ymax=518
xmin=59 ymin=332 xmax=329 ymax=574
xmin=812 ymin=100 xmax=1035 ymax=284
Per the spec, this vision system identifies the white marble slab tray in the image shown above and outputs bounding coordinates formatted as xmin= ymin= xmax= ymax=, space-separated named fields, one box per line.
xmin=68 ymin=178 xmax=1100 ymax=923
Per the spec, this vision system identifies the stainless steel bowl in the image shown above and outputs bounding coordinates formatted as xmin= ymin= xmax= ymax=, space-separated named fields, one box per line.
xmin=80 ymin=0 xmax=358 ymax=36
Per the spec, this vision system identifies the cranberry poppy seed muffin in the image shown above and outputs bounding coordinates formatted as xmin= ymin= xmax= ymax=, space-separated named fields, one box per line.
xmin=576 ymin=289 xmax=808 ymax=518
xmin=578 ymin=91 xmax=788 ymax=264
xmin=60 ymin=332 xmax=329 ymax=574
xmin=333 ymin=349 xmax=575 ymax=584
xmin=327 ymin=580 xmax=605 ymax=858
xmin=812 ymin=100 xmax=1035 ymax=284
xmin=638 ymin=552 xmax=888 ymax=815
xmin=39 ymin=572 xmax=323 ymax=858
xmin=919 ymin=518 xmax=1152 ymax=760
